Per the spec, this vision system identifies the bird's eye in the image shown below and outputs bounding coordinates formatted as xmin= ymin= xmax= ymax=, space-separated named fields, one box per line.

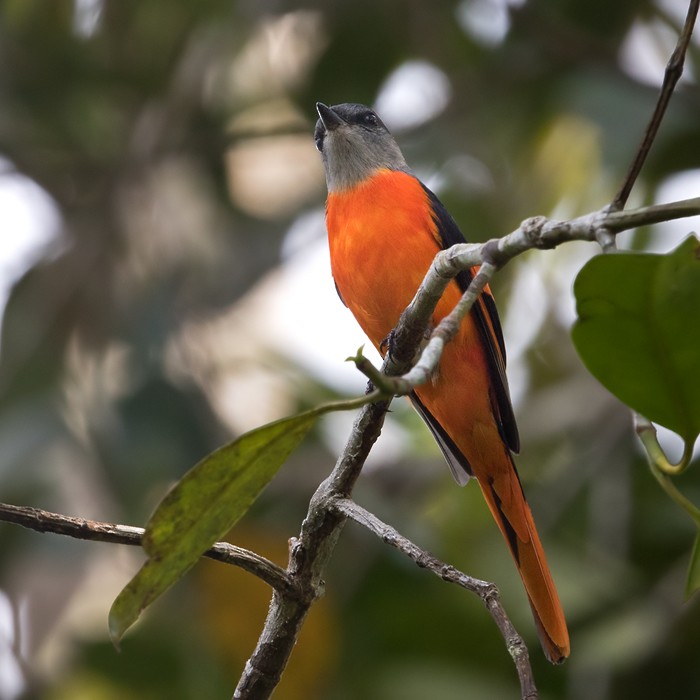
xmin=362 ymin=112 xmax=379 ymax=127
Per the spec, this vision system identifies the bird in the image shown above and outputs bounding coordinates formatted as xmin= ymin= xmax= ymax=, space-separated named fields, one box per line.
xmin=314 ymin=101 xmax=569 ymax=663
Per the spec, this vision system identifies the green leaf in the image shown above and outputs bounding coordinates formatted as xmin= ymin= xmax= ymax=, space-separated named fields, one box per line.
xmin=572 ymin=236 xmax=700 ymax=443
xmin=108 ymin=398 xmax=361 ymax=644
xmin=686 ymin=531 xmax=700 ymax=600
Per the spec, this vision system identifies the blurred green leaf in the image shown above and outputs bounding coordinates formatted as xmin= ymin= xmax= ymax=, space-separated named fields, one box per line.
xmin=686 ymin=531 xmax=700 ymax=600
xmin=109 ymin=396 xmax=368 ymax=643
xmin=572 ymin=236 xmax=700 ymax=443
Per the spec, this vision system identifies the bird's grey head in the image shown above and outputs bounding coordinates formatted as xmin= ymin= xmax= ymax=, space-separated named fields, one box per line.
xmin=314 ymin=102 xmax=408 ymax=192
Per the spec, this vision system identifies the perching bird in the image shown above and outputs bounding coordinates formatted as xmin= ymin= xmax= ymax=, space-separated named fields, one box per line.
xmin=314 ymin=101 xmax=569 ymax=663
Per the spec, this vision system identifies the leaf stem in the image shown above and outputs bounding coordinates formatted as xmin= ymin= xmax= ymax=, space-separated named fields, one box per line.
xmin=634 ymin=414 xmax=700 ymax=526
xmin=634 ymin=413 xmax=695 ymax=475
xmin=649 ymin=461 xmax=700 ymax=528
xmin=316 ymin=389 xmax=385 ymax=414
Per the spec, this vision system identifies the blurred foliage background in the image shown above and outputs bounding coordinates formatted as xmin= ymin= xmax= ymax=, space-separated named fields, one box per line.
xmin=1 ymin=0 xmax=699 ymax=698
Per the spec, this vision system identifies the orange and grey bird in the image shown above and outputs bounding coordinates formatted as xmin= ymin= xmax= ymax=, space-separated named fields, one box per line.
xmin=314 ymin=101 xmax=569 ymax=663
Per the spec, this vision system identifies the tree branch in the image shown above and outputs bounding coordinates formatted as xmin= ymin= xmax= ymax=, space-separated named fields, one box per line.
xmin=333 ymin=497 xmax=538 ymax=700
xmin=232 ymin=399 xmax=392 ymax=699
xmin=612 ymin=0 xmax=699 ymax=209
xmin=0 ymin=502 xmax=295 ymax=596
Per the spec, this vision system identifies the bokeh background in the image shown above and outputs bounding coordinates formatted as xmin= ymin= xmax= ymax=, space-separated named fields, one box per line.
xmin=1 ymin=1 xmax=700 ymax=698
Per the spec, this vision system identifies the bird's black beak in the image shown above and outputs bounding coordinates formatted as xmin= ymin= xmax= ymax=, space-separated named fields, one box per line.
xmin=316 ymin=102 xmax=344 ymax=131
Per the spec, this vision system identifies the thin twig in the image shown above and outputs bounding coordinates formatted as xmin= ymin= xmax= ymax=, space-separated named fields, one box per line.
xmin=0 ymin=502 xmax=295 ymax=596
xmin=333 ymin=497 xmax=538 ymax=700
xmin=612 ymin=0 xmax=699 ymax=209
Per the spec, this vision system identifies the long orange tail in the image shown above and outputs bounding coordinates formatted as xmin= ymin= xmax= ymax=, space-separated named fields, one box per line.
xmin=474 ymin=447 xmax=570 ymax=663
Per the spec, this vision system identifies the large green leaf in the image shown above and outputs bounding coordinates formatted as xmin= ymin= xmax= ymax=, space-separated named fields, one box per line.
xmin=572 ymin=236 xmax=700 ymax=443
xmin=109 ymin=398 xmax=364 ymax=644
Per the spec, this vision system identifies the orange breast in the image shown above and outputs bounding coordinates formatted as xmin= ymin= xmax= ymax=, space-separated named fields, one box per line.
xmin=327 ymin=169 xmax=442 ymax=342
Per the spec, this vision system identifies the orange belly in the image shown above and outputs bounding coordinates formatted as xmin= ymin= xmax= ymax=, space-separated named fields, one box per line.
xmin=326 ymin=168 xmax=494 ymax=467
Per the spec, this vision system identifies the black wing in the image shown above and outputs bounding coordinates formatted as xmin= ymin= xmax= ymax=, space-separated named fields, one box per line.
xmin=416 ymin=183 xmax=520 ymax=461
xmin=410 ymin=392 xmax=473 ymax=485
